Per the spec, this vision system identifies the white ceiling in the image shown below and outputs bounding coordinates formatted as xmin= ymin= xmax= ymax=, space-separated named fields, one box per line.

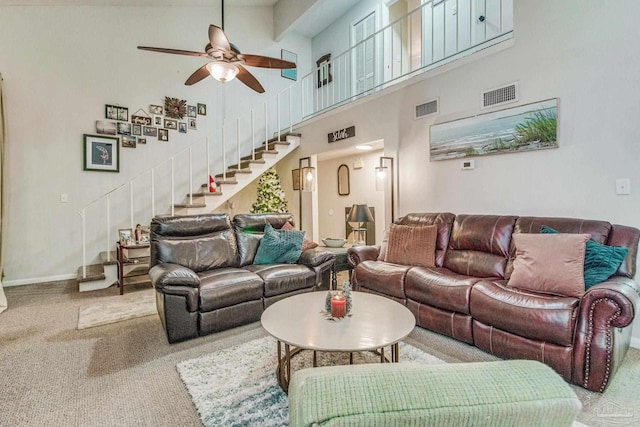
xmin=0 ymin=0 xmax=277 ymax=5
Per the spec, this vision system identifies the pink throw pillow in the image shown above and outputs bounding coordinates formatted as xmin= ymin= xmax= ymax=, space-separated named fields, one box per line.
xmin=384 ymin=224 xmax=437 ymax=268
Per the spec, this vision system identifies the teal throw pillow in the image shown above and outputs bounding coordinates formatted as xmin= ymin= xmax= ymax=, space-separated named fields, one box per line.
xmin=254 ymin=223 xmax=304 ymax=264
xmin=540 ymin=225 xmax=628 ymax=288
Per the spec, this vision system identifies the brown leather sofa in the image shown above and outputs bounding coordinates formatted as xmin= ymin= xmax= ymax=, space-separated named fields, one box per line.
xmin=348 ymin=213 xmax=640 ymax=392
xmin=149 ymin=213 xmax=334 ymax=343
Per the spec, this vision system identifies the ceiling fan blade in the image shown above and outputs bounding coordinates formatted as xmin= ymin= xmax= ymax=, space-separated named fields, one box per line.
xmin=185 ymin=64 xmax=211 ymax=86
xmin=208 ymin=25 xmax=231 ymax=51
xmin=241 ymin=54 xmax=296 ymax=69
xmin=236 ymin=65 xmax=265 ymax=93
xmin=138 ymin=46 xmax=207 ymax=57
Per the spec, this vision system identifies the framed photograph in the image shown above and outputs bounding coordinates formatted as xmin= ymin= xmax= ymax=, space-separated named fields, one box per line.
xmin=158 ymin=128 xmax=169 ymax=141
xmin=95 ymin=120 xmax=116 ymax=135
xmin=153 ymin=115 xmax=163 ymax=126
xmin=117 ymin=122 xmax=131 ymax=135
xmin=117 ymin=107 xmax=128 ymax=121
xmin=187 ymin=105 xmax=197 ymax=118
xmin=197 ymin=103 xmax=207 ymax=116
xmin=292 ymin=168 xmax=300 ymax=191
xmin=122 ymin=135 xmax=137 ymax=148
xmin=188 ymin=118 xmax=197 ymax=130
xmin=178 ymin=122 xmax=187 ymax=133
xmin=131 ymin=124 xmax=142 ymax=136
xmin=164 ymin=119 xmax=177 ymax=130
xmin=118 ymin=228 xmax=133 ymax=244
xmin=138 ymin=137 xmax=147 ymax=145
xmin=83 ymin=134 xmax=119 ymax=172
xmin=281 ymin=49 xmax=297 ymax=80
xmin=316 ymin=53 xmax=332 ymax=88
xmin=150 ymin=104 xmax=163 ymax=115
xmin=105 ymin=105 xmax=118 ymax=120
xmin=143 ymin=126 xmax=157 ymax=137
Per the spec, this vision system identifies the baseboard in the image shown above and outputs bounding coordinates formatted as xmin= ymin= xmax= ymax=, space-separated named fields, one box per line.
xmin=3 ymin=273 xmax=77 ymax=287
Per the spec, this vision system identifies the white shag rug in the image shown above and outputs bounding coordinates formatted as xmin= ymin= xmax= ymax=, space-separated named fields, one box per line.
xmin=77 ymin=289 xmax=157 ymax=330
xmin=177 ymin=336 xmax=441 ymax=426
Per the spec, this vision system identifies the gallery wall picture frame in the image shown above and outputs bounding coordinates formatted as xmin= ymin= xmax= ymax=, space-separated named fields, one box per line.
xmin=158 ymin=128 xmax=169 ymax=141
xmin=164 ymin=119 xmax=177 ymax=130
xmin=316 ymin=54 xmax=332 ymax=88
xmin=96 ymin=120 xmax=116 ymax=135
xmin=153 ymin=115 xmax=163 ymax=126
xmin=117 ymin=122 xmax=131 ymax=135
xmin=281 ymin=49 xmax=297 ymax=80
xmin=122 ymin=135 xmax=137 ymax=148
xmin=105 ymin=104 xmax=129 ymax=121
xmin=143 ymin=126 xmax=157 ymax=137
xmin=187 ymin=105 xmax=197 ymax=118
xmin=429 ymin=98 xmax=559 ymax=161
xmin=189 ymin=119 xmax=197 ymax=130
xmin=150 ymin=105 xmax=163 ymax=115
xmin=197 ymin=103 xmax=207 ymax=115
xmin=83 ymin=134 xmax=119 ymax=172
xmin=138 ymin=137 xmax=147 ymax=144
xmin=292 ymin=168 xmax=300 ymax=191
xmin=132 ymin=124 xmax=142 ymax=136
xmin=178 ymin=122 xmax=187 ymax=133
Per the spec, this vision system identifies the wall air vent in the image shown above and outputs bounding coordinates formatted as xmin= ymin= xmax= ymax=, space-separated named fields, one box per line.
xmin=481 ymin=82 xmax=518 ymax=109
xmin=415 ymin=99 xmax=438 ymax=119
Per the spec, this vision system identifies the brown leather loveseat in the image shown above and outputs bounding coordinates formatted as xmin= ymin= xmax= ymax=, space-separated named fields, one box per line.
xmin=149 ymin=213 xmax=334 ymax=343
xmin=348 ymin=213 xmax=639 ymax=392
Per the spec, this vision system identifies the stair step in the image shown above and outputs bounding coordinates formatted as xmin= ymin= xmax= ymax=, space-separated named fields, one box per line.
xmin=228 ymin=159 xmax=266 ymax=170
xmin=99 ymin=250 xmax=118 ymax=265
xmin=189 ymin=192 xmax=223 ymax=198
xmin=173 ymin=203 xmax=207 ymax=209
xmin=202 ymin=180 xmax=237 ymax=188
xmin=76 ymin=264 xmax=105 ymax=283
xmin=214 ymin=169 xmax=252 ymax=179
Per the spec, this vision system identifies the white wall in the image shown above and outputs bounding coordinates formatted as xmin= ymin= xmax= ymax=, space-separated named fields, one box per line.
xmin=294 ymin=0 xmax=640 ymax=342
xmin=0 ymin=5 xmax=311 ymax=284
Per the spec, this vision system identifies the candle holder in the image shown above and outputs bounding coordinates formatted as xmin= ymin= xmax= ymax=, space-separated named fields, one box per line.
xmin=330 ymin=292 xmax=347 ymax=318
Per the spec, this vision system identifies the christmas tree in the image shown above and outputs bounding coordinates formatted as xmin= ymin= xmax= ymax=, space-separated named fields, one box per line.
xmin=251 ymin=168 xmax=289 ymax=213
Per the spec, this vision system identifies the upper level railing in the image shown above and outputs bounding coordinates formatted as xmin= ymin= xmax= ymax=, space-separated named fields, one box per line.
xmin=78 ymin=0 xmax=513 ymax=278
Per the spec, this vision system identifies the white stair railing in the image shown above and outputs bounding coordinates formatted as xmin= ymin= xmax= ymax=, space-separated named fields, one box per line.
xmin=78 ymin=0 xmax=512 ymax=279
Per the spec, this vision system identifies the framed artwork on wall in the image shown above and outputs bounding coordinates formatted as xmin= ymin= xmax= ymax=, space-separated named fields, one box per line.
xmin=83 ymin=134 xmax=119 ymax=172
xmin=281 ymin=49 xmax=297 ymax=81
xmin=158 ymin=128 xmax=169 ymax=141
xmin=292 ymin=169 xmax=300 ymax=190
xmin=316 ymin=54 xmax=332 ymax=88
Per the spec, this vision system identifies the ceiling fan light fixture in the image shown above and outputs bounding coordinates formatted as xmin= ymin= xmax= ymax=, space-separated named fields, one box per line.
xmin=207 ymin=61 xmax=238 ymax=82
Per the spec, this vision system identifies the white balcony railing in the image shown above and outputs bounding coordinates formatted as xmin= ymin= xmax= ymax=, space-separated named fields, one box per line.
xmin=78 ymin=0 xmax=512 ymax=278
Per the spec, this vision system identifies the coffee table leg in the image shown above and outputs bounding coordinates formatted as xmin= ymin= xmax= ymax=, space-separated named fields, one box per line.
xmin=380 ymin=347 xmax=385 ymax=363
xmin=285 ymin=344 xmax=291 ymax=388
xmin=313 ymin=351 xmax=317 ymax=367
xmin=350 ymin=352 xmax=354 ymax=364
xmin=392 ymin=343 xmax=399 ymax=362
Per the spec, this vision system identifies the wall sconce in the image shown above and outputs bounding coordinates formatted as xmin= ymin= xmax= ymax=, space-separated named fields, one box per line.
xmin=299 ymin=157 xmax=316 ymax=192
xmin=375 ymin=156 xmax=395 ymax=222
xmin=347 ymin=204 xmax=374 ymax=246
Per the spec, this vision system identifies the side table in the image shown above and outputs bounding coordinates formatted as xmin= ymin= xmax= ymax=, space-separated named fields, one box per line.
xmin=116 ymin=241 xmax=150 ymax=295
xmin=321 ymin=245 xmax=352 ymax=290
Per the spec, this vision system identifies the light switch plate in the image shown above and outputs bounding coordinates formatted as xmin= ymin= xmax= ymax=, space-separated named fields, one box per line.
xmin=461 ymin=159 xmax=475 ymax=170
xmin=616 ymin=178 xmax=631 ymax=195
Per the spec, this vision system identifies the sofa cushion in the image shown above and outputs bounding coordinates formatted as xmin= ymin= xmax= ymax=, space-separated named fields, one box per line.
xmin=508 ymin=233 xmax=589 ymax=297
xmin=444 ymin=215 xmax=517 ymax=278
xmin=254 ymin=224 xmax=304 ymax=264
xmin=471 ymin=280 xmax=580 ymax=347
xmin=405 ymin=267 xmax=482 ymax=314
xmin=541 ymin=225 xmax=629 ymax=288
xmin=244 ymin=264 xmax=316 ymax=297
xmin=352 ymin=260 xmax=411 ymax=300
xmin=236 ymin=231 xmax=262 ymax=267
xmin=385 ymin=224 xmax=437 ymax=268
xmin=396 ymin=213 xmax=456 ymax=267
xmin=282 ymin=221 xmax=318 ymax=251
xmin=198 ymin=268 xmax=264 ymax=312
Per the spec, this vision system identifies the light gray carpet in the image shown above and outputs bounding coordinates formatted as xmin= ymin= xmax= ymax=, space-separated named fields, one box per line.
xmin=177 ymin=336 xmax=445 ymax=426
xmin=1 ymin=281 xmax=639 ymax=426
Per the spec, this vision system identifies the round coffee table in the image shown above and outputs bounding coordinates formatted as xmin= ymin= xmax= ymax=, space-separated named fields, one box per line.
xmin=260 ymin=291 xmax=415 ymax=392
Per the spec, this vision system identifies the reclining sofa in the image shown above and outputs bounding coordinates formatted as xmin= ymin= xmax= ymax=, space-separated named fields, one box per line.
xmin=149 ymin=213 xmax=334 ymax=343
xmin=348 ymin=213 xmax=640 ymax=392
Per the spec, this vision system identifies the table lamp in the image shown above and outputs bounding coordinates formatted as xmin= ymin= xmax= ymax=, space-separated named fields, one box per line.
xmin=347 ymin=204 xmax=374 ymax=246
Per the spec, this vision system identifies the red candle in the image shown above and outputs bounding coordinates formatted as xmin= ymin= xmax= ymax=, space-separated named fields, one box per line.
xmin=331 ymin=293 xmax=346 ymax=318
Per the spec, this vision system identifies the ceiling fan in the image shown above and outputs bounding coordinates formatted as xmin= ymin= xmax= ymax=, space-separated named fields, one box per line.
xmin=137 ymin=4 xmax=295 ymax=93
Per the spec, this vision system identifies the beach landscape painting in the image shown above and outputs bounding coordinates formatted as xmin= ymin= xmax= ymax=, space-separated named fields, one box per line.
xmin=430 ymin=99 xmax=558 ymax=161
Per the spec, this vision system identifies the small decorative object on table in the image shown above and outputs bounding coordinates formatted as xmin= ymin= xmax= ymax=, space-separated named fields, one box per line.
xmin=342 ymin=280 xmax=352 ymax=314
xmin=330 ymin=293 xmax=347 ymax=318
xmin=325 ymin=291 xmax=333 ymax=312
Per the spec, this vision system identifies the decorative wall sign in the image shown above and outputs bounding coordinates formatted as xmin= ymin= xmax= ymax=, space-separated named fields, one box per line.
xmin=83 ymin=134 xmax=119 ymax=172
xmin=328 ymin=126 xmax=355 ymax=143
xmin=316 ymin=54 xmax=332 ymax=88
xmin=164 ymin=97 xmax=187 ymax=119
xmin=430 ymin=98 xmax=558 ymax=161
xmin=95 ymin=120 xmax=116 ymax=135
xmin=281 ymin=49 xmax=297 ymax=81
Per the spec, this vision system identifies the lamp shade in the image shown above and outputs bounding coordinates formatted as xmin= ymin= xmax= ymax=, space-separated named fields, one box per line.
xmin=207 ymin=61 xmax=239 ymax=82
xmin=301 ymin=166 xmax=316 ymax=192
xmin=347 ymin=204 xmax=374 ymax=223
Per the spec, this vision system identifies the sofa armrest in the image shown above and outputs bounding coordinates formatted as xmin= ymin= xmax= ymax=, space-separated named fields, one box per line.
xmin=347 ymin=246 xmax=380 ymax=268
xmin=297 ymin=249 xmax=335 ymax=268
xmin=573 ymin=276 xmax=639 ymax=392
xmin=149 ymin=263 xmax=200 ymax=290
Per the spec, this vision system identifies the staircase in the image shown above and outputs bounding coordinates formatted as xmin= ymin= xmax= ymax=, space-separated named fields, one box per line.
xmin=76 ymin=133 xmax=301 ymax=292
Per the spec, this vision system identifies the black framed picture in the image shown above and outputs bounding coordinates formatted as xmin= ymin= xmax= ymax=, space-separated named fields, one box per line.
xmin=158 ymin=128 xmax=169 ymax=141
xmin=164 ymin=119 xmax=177 ymax=130
xmin=316 ymin=54 xmax=332 ymax=88
xmin=197 ymin=103 xmax=207 ymax=115
xmin=143 ymin=126 xmax=157 ymax=137
xmin=83 ymin=134 xmax=119 ymax=172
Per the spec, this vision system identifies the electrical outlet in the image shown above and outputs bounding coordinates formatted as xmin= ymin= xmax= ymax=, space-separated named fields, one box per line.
xmin=616 ymin=179 xmax=631 ymax=195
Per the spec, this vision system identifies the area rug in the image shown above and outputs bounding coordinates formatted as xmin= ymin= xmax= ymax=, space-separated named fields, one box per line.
xmin=77 ymin=289 xmax=156 ymax=330
xmin=177 ymin=336 xmax=441 ymax=426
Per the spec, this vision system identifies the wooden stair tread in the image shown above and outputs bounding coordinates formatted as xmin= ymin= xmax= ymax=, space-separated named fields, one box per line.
xmin=189 ymin=192 xmax=223 ymax=197
xmin=99 ymin=251 xmax=117 ymax=265
xmin=76 ymin=264 xmax=104 ymax=283
xmin=174 ymin=203 xmax=207 ymax=208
